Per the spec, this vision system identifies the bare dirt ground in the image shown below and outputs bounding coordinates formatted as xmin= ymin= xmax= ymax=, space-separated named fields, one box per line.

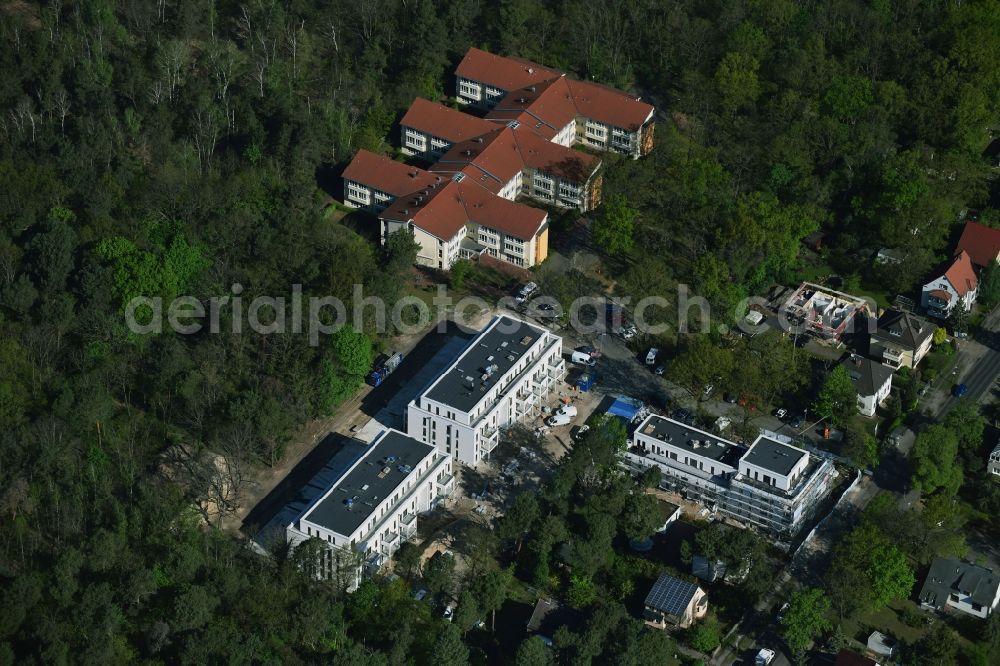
xmin=231 ymin=319 xmax=456 ymax=533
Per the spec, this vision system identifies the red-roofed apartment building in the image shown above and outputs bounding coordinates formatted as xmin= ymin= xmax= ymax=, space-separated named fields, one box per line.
xmin=340 ymin=48 xmax=651 ymax=270
xmin=956 ymin=220 xmax=1000 ymax=268
xmin=455 ymin=47 xmax=655 ymax=159
xmin=342 ymin=150 xmax=549 ymax=269
xmin=922 ymin=250 xmax=979 ymax=319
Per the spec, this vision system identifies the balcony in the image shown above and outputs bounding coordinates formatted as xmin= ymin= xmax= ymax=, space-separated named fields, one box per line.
xmin=480 ymin=428 xmax=499 ymax=454
xmin=436 ymin=472 xmax=455 ymax=498
xmin=399 ymin=513 xmax=417 ymax=539
xmin=380 ymin=531 xmax=401 ymax=556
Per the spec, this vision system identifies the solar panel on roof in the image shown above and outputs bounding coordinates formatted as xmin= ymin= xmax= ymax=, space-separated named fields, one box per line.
xmin=644 ymin=574 xmax=698 ymax=615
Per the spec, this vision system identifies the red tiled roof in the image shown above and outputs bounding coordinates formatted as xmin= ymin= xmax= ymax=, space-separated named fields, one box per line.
xmin=430 ymin=128 xmax=525 ymax=194
xmin=381 ymin=181 xmax=469 ymax=241
xmin=379 ymin=179 xmax=546 ymax=242
xmin=455 ymin=48 xmax=557 ymax=91
xmin=566 ymin=79 xmax=654 ymax=131
xmin=342 ymin=150 xmax=440 ymax=196
xmin=400 ymin=98 xmax=495 ymax=144
xmin=956 ymin=221 xmax=1000 ymax=268
xmin=456 ymin=182 xmax=546 ymax=240
xmin=429 ymin=126 xmax=599 ymax=191
xmin=511 ymin=128 xmax=600 ymax=182
xmin=943 ymin=250 xmax=978 ymax=296
xmin=486 ymin=77 xmax=578 ymax=140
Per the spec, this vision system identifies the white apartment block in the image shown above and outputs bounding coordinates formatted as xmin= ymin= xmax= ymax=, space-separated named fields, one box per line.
xmin=406 ymin=316 xmax=564 ymax=466
xmin=286 ymin=429 xmax=454 ymax=589
xmin=623 ymin=415 xmax=836 ymax=537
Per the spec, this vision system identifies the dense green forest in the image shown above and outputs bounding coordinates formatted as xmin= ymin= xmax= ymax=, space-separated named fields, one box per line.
xmin=1 ymin=0 xmax=998 ymax=663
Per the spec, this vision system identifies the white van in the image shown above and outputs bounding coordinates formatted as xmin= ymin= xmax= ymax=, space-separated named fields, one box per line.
xmin=571 ymin=350 xmax=596 ymax=366
xmin=556 ymin=404 xmax=578 ymax=418
xmin=546 ymin=413 xmax=572 ymax=427
xmin=645 ymin=348 xmax=659 ymax=365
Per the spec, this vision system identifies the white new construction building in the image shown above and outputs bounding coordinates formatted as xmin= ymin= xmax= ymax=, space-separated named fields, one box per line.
xmin=406 ymin=315 xmax=564 ymax=466
xmin=286 ymin=429 xmax=454 ymax=589
xmin=623 ymin=415 xmax=836 ymax=537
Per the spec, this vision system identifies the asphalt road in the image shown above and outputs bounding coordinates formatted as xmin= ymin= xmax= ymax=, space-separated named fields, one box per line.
xmin=936 ymin=307 xmax=1000 ymax=417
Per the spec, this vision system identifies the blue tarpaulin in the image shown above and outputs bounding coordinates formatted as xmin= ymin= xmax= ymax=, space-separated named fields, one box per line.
xmin=607 ymin=395 xmax=643 ymax=421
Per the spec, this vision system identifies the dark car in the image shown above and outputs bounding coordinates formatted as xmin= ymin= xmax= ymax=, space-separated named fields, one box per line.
xmin=952 ymin=383 xmax=968 ymax=397
xmin=789 ymin=414 xmax=803 ymax=429
xmin=672 ymin=408 xmax=693 ymax=424
xmin=723 ymin=393 xmax=737 ymax=404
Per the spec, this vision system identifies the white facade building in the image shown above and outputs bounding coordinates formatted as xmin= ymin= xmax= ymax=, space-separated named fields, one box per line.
xmin=286 ymin=429 xmax=454 ymax=589
xmin=921 ymin=250 xmax=978 ymax=319
xmin=623 ymin=415 xmax=836 ymax=537
xmin=406 ymin=316 xmax=564 ymax=466
xmin=919 ymin=558 xmax=1000 ymax=619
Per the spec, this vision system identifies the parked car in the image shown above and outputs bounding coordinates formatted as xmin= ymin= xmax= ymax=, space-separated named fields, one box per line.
xmin=776 ymin=602 xmax=790 ymax=622
xmin=952 ymin=383 xmax=968 ymax=397
xmin=789 ymin=414 xmax=803 ymax=429
xmin=755 ymin=648 xmax=775 ymax=666
xmin=576 ymin=345 xmax=601 ymax=359
xmin=413 ymin=589 xmax=428 ymax=602
xmin=702 ymin=384 xmax=714 ymax=398
xmin=570 ymin=424 xmax=590 ymax=442
xmin=546 ymin=413 xmax=572 ymax=427
xmin=723 ymin=393 xmax=738 ymax=404
xmin=646 ymin=348 xmax=659 ymax=365
xmin=773 ymin=407 xmax=788 ymax=420
xmin=571 ymin=350 xmax=597 ymax=366
xmin=443 ymin=601 xmax=456 ymax=621
xmin=515 ymin=282 xmax=538 ymax=304
xmin=654 ymin=364 xmax=665 ymax=376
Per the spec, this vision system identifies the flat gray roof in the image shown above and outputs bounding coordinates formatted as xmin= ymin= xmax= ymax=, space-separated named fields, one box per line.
xmin=302 ymin=430 xmax=436 ymax=537
xmin=423 ymin=316 xmax=547 ymax=414
xmin=742 ymin=437 xmax=807 ymax=477
xmin=637 ymin=415 xmax=745 ymax=467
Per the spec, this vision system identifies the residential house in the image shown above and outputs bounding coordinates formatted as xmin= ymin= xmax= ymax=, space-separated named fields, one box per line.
xmin=406 ymin=316 xmax=564 ymax=466
xmin=921 ymin=250 xmax=978 ymax=319
xmin=918 ymin=557 xmax=1000 ymax=619
xmin=956 ymin=221 xmax=1000 ymax=269
xmin=781 ymin=282 xmax=871 ymax=342
xmin=845 ymin=357 xmax=893 ymax=418
xmin=454 ymin=47 xmax=655 ymax=158
xmin=868 ymin=309 xmax=935 ymax=370
xmin=525 ymin=597 xmax=583 ymax=647
xmin=622 ymin=415 xmax=837 ymax=537
xmin=988 ymin=441 xmax=1000 ymax=478
xmin=643 ymin=573 xmax=707 ymax=629
xmin=285 ymin=429 xmax=454 ymax=590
